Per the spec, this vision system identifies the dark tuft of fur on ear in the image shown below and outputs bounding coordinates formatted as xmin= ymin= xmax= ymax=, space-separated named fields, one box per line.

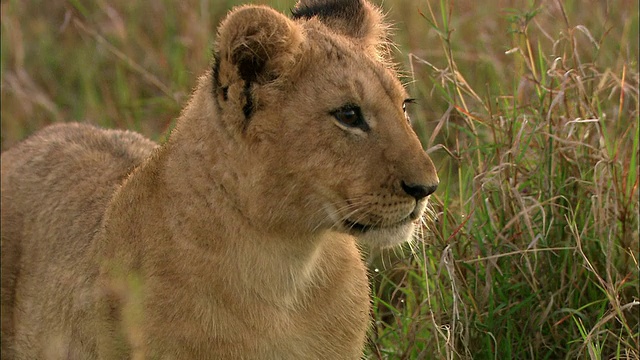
xmin=291 ymin=0 xmax=388 ymax=58
xmin=292 ymin=0 xmax=364 ymax=27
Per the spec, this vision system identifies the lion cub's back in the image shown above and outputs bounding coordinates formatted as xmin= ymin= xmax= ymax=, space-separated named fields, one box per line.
xmin=1 ymin=123 xmax=157 ymax=232
xmin=0 ymin=122 xmax=156 ymax=358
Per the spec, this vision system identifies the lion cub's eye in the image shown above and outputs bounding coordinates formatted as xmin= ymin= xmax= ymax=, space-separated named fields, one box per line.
xmin=331 ymin=105 xmax=369 ymax=132
xmin=403 ymin=98 xmax=416 ymax=123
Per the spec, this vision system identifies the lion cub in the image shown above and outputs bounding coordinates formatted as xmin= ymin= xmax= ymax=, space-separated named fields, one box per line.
xmin=1 ymin=0 xmax=438 ymax=358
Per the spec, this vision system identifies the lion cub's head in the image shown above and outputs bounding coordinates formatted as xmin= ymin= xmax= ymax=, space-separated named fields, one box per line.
xmin=206 ymin=0 xmax=438 ymax=248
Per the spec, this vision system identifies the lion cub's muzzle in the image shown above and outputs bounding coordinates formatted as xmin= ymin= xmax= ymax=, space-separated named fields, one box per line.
xmin=342 ymin=178 xmax=438 ymax=235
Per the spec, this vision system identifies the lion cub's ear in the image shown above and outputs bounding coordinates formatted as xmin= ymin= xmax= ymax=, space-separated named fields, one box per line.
xmin=215 ymin=5 xmax=304 ymax=84
xmin=292 ymin=0 xmax=387 ymax=57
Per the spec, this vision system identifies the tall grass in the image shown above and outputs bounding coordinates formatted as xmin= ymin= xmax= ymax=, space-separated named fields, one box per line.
xmin=1 ymin=0 xmax=638 ymax=359
xmin=368 ymin=0 xmax=639 ymax=358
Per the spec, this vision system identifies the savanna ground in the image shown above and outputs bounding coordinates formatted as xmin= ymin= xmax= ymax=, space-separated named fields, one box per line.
xmin=1 ymin=0 xmax=638 ymax=359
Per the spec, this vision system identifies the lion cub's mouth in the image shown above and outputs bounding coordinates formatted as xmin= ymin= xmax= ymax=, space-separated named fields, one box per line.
xmin=342 ymin=215 xmax=416 ymax=234
xmin=343 ymin=219 xmax=374 ymax=233
xmin=337 ymin=205 xmax=427 ymax=247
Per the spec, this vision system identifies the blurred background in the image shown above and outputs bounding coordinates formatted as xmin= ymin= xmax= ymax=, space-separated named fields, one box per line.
xmin=1 ymin=0 xmax=638 ymax=359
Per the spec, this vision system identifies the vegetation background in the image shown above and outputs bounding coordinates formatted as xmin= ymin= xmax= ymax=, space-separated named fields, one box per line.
xmin=1 ymin=0 xmax=638 ymax=358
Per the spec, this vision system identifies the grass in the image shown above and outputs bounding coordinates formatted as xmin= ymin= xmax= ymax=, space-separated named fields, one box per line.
xmin=1 ymin=0 xmax=638 ymax=359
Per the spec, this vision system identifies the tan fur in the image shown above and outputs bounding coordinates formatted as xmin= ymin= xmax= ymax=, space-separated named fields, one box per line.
xmin=0 ymin=0 xmax=438 ymax=358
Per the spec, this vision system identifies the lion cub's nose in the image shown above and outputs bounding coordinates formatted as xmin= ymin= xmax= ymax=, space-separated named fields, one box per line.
xmin=401 ymin=181 xmax=438 ymax=200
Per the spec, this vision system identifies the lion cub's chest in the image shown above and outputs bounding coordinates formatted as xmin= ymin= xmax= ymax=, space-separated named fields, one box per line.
xmin=142 ymin=237 xmax=370 ymax=359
